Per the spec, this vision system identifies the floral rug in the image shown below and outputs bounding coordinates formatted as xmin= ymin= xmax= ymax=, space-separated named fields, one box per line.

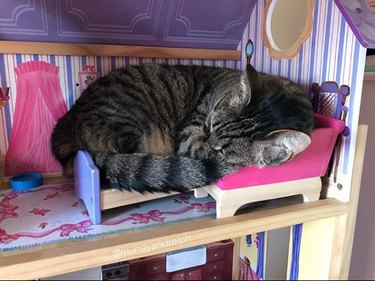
xmin=0 ymin=183 xmax=216 ymax=251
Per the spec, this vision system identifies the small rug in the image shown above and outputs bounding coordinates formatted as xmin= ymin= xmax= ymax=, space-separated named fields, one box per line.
xmin=0 ymin=183 xmax=216 ymax=251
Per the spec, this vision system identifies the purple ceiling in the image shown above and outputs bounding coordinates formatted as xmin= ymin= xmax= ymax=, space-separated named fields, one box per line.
xmin=0 ymin=0 xmax=257 ymax=50
xmin=2 ymin=0 xmax=372 ymax=50
xmin=335 ymin=0 xmax=375 ymax=48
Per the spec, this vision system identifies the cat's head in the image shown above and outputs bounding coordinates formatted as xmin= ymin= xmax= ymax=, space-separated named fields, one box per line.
xmin=204 ymin=64 xmax=313 ymax=167
xmin=206 ymin=123 xmax=311 ymax=167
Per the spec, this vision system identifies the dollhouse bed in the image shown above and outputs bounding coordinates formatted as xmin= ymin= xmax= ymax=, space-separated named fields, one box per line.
xmin=74 ymin=113 xmax=345 ymax=224
xmin=196 ymin=113 xmax=345 ymax=217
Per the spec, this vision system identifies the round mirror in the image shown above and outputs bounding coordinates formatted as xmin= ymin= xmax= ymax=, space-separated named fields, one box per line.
xmin=264 ymin=0 xmax=314 ymax=59
xmin=368 ymin=0 xmax=375 ymax=14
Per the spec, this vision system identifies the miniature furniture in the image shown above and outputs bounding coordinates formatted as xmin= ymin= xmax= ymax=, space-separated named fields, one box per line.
xmin=74 ymin=113 xmax=345 ymax=223
xmin=196 ymin=113 xmax=345 ymax=218
xmin=102 ymin=261 xmax=130 ymax=281
xmin=74 ymin=152 xmax=178 ymax=224
xmin=126 ymin=239 xmax=234 ymax=280
xmin=312 ymin=81 xmax=350 ymax=122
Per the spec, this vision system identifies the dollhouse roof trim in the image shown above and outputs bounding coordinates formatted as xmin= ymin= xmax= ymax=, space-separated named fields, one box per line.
xmin=1 ymin=0 xmax=374 ymax=51
xmin=0 ymin=0 xmax=257 ymax=50
xmin=334 ymin=0 xmax=375 ymax=48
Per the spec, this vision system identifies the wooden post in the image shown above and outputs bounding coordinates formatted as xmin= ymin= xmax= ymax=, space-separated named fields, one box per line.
xmin=329 ymin=125 xmax=368 ymax=279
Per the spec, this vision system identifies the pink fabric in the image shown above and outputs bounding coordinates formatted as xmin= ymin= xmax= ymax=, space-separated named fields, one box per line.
xmin=5 ymin=61 xmax=67 ymax=176
xmin=216 ymin=114 xmax=345 ymax=190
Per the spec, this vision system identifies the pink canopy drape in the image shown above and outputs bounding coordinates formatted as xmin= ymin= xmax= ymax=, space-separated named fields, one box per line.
xmin=5 ymin=61 xmax=67 ymax=176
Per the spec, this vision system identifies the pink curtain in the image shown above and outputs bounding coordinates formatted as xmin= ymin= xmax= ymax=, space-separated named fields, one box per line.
xmin=5 ymin=61 xmax=67 ymax=176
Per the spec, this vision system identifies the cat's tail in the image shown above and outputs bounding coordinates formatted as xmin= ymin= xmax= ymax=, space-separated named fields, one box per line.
xmin=90 ymin=151 xmax=235 ymax=193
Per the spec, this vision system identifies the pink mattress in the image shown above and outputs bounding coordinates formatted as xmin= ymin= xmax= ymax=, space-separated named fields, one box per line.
xmin=215 ymin=114 xmax=346 ymax=190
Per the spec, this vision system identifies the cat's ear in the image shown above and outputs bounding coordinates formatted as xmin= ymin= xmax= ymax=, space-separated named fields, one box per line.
xmin=266 ymin=129 xmax=311 ymax=161
xmin=246 ymin=63 xmax=262 ymax=94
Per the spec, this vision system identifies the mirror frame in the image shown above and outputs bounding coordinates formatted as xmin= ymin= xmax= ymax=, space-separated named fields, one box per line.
xmin=263 ymin=0 xmax=315 ymax=60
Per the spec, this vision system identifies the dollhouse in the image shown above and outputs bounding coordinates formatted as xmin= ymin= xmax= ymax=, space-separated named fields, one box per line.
xmin=0 ymin=0 xmax=373 ymax=279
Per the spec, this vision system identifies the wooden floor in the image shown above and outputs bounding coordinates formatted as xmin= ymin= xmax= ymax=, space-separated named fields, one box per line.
xmin=0 ymin=198 xmax=348 ymax=280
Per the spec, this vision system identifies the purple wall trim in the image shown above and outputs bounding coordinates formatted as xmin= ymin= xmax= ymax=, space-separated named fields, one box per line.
xmin=0 ymin=0 xmax=257 ymax=50
xmin=0 ymin=0 xmax=48 ymax=37
xmin=335 ymin=0 xmax=375 ymax=48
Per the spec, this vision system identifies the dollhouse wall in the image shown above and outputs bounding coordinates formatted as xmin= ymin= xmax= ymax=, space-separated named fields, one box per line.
xmin=0 ymin=0 xmax=367 ymax=200
xmin=241 ymin=0 xmax=367 ymax=202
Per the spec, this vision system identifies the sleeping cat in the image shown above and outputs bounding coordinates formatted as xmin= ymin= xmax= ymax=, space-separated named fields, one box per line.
xmin=51 ymin=62 xmax=314 ymax=193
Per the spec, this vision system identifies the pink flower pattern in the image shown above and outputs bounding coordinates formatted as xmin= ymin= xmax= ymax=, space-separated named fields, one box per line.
xmin=59 ymin=220 xmax=92 ymax=237
xmin=0 ymin=183 xmax=215 ymax=250
xmin=0 ymin=194 xmax=19 ymax=223
xmin=43 ymin=192 xmax=61 ymax=200
xmin=191 ymin=202 xmax=216 ymax=212
xmin=174 ymin=195 xmax=190 ymax=204
xmin=0 ymin=205 xmax=18 ymax=222
xmin=129 ymin=210 xmax=165 ymax=224
xmin=29 ymin=208 xmax=50 ymax=216
xmin=0 ymin=228 xmax=18 ymax=243
xmin=39 ymin=222 xmax=48 ymax=229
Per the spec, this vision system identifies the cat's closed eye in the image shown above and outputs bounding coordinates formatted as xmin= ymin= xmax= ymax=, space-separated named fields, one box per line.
xmin=213 ymin=147 xmax=225 ymax=155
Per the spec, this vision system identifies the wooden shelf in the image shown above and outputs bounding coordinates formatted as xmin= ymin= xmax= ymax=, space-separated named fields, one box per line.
xmin=0 ymin=198 xmax=347 ymax=280
xmin=0 ymin=126 xmax=367 ymax=280
xmin=0 ymin=41 xmax=240 ymax=60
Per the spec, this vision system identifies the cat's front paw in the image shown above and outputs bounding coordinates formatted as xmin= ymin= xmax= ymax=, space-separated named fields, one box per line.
xmin=261 ymin=145 xmax=293 ymax=167
xmin=191 ymin=142 xmax=213 ymax=159
xmin=255 ymin=130 xmax=311 ymax=167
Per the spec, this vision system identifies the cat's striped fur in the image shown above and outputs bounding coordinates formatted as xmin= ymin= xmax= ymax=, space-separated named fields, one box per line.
xmin=51 ymin=63 xmax=314 ymax=193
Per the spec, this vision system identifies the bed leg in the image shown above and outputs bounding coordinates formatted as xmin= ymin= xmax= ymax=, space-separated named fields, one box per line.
xmin=194 ymin=188 xmax=209 ymax=198
xmin=215 ymin=198 xmax=238 ymax=218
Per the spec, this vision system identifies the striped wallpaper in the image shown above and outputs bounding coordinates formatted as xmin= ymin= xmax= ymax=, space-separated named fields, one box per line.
xmin=237 ymin=0 xmax=367 ymax=200
xmin=0 ymin=54 xmax=241 ymax=155
xmin=0 ymin=0 xmax=367 ymax=200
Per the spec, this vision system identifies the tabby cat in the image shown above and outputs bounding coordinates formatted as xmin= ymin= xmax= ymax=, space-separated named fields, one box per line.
xmin=51 ymin=62 xmax=314 ymax=193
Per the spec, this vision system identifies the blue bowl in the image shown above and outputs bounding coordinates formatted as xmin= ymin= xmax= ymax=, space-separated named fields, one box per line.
xmin=10 ymin=172 xmax=43 ymax=190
